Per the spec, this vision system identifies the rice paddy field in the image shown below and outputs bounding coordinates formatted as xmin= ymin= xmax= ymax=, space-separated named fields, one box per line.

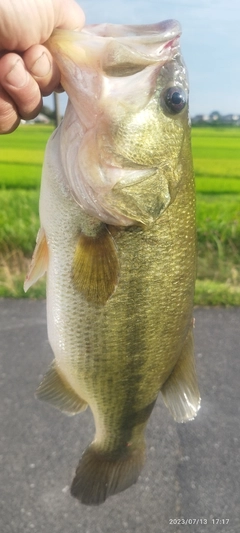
xmin=0 ymin=125 xmax=240 ymax=305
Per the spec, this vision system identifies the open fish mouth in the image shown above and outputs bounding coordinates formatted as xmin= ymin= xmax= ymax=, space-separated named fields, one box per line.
xmin=80 ymin=20 xmax=182 ymax=76
xmin=47 ymin=20 xmax=182 ymax=84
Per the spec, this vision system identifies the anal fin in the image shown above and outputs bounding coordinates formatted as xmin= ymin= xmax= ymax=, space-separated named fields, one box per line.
xmin=24 ymin=228 xmax=48 ymax=292
xmin=36 ymin=361 xmax=88 ymax=415
xmin=161 ymin=330 xmax=201 ymax=422
xmin=72 ymin=226 xmax=119 ymax=305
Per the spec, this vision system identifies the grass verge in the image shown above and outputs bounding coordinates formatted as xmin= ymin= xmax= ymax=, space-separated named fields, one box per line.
xmin=195 ymin=280 xmax=240 ymax=306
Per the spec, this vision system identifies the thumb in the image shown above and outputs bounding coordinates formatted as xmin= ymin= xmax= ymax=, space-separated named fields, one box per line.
xmin=53 ymin=0 xmax=85 ymax=31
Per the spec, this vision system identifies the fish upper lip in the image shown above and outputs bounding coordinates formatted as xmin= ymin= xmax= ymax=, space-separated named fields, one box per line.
xmin=82 ymin=20 xmax=181 ymax=42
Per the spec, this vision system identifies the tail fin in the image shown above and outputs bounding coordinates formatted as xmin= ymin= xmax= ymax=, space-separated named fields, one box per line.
xmin=70 ymin=441 xmax=146 ymax=505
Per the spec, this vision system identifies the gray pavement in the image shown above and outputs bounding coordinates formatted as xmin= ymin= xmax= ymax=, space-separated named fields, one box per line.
xmin=0 ymin=299 xmax=239 ymax=533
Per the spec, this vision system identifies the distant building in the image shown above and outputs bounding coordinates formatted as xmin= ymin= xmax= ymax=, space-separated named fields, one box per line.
xmin=209 ymin=111 xmax=221 ymax=122
xmin=34 ymin=113 xmax=50 ymax=124
xmin=191 ymin=114 xmax=210 ymax=125
xmin=191 ymin=112 xmax=240 ymax=126
xmin=21 ymin=113 xmax=50 ymax=125
xmin=222 ymin=114 xmax=240 ymax=125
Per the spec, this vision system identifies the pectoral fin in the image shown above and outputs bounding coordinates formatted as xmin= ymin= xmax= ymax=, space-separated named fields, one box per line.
xmin=161 ymin=331 xmax=201 ymax=422
xmin=72 ymin=226 xmax=119 ymax=305
xmin=24 ymin=228 xmax=48 ymax=292
xmin=36 ymin=361 xmax=88 ymax=415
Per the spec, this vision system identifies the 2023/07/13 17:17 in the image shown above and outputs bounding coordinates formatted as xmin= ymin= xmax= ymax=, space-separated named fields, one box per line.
xmin=169 ymin=518 xmax=230 ymax=525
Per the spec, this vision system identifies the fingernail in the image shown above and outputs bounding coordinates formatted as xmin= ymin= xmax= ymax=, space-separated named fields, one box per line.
xmin=30 ymin=52 xmax=51 ymax=77
xmin=5 ymin=59 xmax=29 ymax=88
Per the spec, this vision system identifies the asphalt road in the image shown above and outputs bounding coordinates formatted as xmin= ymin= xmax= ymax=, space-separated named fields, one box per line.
xmin=0 ymin=299 xmax=239 ymax=533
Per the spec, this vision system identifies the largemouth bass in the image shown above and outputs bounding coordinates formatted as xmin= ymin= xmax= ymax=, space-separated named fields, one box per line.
xmin=25 ymin=20 xmax=200 ymax=506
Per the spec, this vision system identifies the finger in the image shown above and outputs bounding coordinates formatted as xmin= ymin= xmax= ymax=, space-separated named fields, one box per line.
xmin=0 ymin=53 xmax=42 ymax=120
xmin=0 ymin=87 xmax=20 ymax=134
xmin=23 ymin=45 xmax=61 ymax=96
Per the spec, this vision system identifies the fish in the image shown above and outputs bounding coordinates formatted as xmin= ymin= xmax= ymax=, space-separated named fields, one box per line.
xmin=24 ymin=20 xmax=200 ymax=506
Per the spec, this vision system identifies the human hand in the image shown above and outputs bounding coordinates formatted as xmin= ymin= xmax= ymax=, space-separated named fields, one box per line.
xmin=0 ymin=0 xmax=85 ymax=133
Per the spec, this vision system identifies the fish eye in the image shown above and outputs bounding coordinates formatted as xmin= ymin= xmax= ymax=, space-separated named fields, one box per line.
xmin=162 ymin=86 xmax=187 ymax=114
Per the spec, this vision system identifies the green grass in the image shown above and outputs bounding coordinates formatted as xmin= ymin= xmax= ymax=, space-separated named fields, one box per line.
xmin=0 ymin=189 xmax=40 ymax=254
xmin=195 ymin=194 xmax=240 ymax=303
xmin=192 ymin=127 xmax=240 ymax=304
xmin=1 ymin=125 xmax=240 ymax=304
xmin=0 ymin=125 xmax=51 ymax=298
xmin=192 ymin=128 xmax=240 ymax=192
xmin=195 ymin=280 xmax=240 ymax=306
xmin=0 ymin=125 xmax=53 ymax=189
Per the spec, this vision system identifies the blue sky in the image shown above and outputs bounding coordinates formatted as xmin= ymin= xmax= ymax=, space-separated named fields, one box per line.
xmin=44 ymin=0 xmax=240 ymax=117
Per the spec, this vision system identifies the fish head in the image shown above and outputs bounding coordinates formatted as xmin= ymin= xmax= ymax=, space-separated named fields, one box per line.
xmin=46 ymin=21 xmax=191 ymax=226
